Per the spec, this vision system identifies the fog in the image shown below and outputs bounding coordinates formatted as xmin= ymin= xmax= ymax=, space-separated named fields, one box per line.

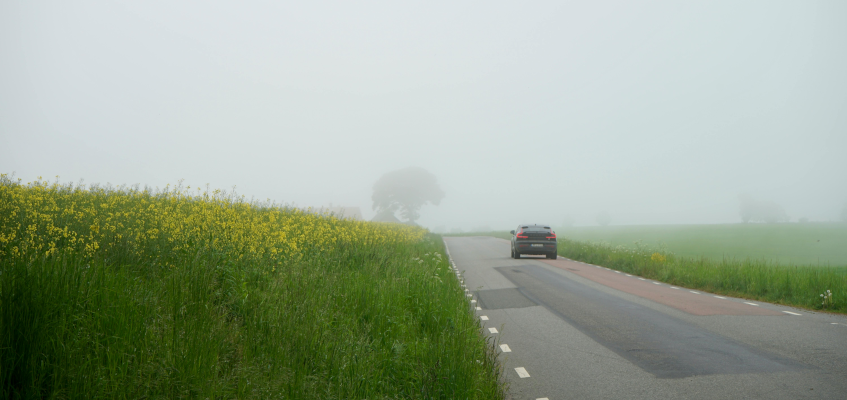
xmin=2 ymin=1 xmax=846 ymax=231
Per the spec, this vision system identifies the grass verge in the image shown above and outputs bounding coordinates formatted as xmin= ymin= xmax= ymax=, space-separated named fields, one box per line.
xmin=558 ymin=238 xmax=845 ymax=314
xmin=0 ymin=176 xmax=505 ymax=399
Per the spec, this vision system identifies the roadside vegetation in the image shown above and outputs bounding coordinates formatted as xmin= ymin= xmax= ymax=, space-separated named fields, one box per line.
xmin=557 ymin=238 xmax=845 ymax=313
xmin=556 ymin=223 xmax=847 ymax=266
xmin=445 ymin=229 xmax=845 ymax=313
xmin=0 ymin=175 xmax=505 ymax=399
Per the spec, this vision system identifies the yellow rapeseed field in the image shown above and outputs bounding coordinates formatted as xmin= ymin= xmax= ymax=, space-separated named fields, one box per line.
xmin=0 ymin=174 xmax=426 ymax=266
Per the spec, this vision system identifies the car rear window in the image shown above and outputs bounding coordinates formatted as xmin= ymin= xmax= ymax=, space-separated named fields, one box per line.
xmin=522 ymin=226 xmax=551 ymax=232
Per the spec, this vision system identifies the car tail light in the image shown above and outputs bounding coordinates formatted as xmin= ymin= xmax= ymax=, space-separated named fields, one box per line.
xmin=516 ymin=229 xmax=528 ymax=239
xmin=546 ymin=230 xmax=557 ymax=239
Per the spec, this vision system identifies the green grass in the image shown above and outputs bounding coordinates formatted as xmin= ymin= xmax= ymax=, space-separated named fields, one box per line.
xmin=556 ymin=238 xmax=846 ymax=314
xmin=0 ymin=179 xmax=506 ymax=399
xmin=555 ymin=223 xmax=847 ymax=267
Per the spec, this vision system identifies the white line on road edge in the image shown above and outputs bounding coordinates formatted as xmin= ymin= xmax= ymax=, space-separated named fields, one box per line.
xmin=690 ymin=291 xmax=700 ymax=294
xmin=670 ymin=287 xmax=679 ymax=289
xmin=782 ymin=311 xmax=802 ymax=316
xmin=536 ymin=398 xmax=550 ymax=400
xmin=480 ymin=316 xmax=489 ymax=321
xmin=500 ymin=344 xmax=512 ymax=352
xmin=626 ymin=274 xmax=632 ymax=277
xmin=515 ymin=367 xmax=530 ymax=378
xmin=638 ymin=278 xmax=646 ymax=281
xmin=488 ymin=327 xmax=498 ymax=334
xmin=744 ymin=302 xmax=759 ymax=306
xmin=466 ymin=294 xmax=473 ymax=297
xmin=475 ymin=306 xmax=482 ymax=310
xmin=714 ymin=296 xmax=727 ymax=299
xmin=471 ymin=300 xmax=477 ymax=303
xmin=832 ymin=323 xmax=839 ymax=325
xmin=653 ymin=282 xmax=661 ymax=285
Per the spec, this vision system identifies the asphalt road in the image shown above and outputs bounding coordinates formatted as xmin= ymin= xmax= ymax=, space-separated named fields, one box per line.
xmin=444 ymin=236 xmax=847 ymax=400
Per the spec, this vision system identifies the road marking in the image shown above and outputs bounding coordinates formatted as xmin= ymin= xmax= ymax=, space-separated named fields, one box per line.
xmin=782 ymin=311 xmax=801 ymax=316
xmin=626 ymin=274 xmax=632 ymax=277
xmin=690 ymin=291 xmax=700 ymax=294
xmin=471 ymin=300 xmax=477 ymax=303
xmin=488 ymin=327 xmax=498 ymax=334
xmin=638 ymin=278 xmax=646 ymax=281
xmin=832 ymin=323 xmax=839 ymax=325
xmin=480 ymin=316 xmax=489 ymax=321
xmin=476 ymin=306 xmax=482 ymax=310
xmin=714 ymin=296 xmax=727 ymax=299
xmin=653 ymin=282 xmax=661 ymax=285
xmin=670 ymin=287 xmax=679 ymax=289
xmin=744 ymin=302 xmax=759 ymax=306
xmin=614 ymin=271 xmax=621 ymax=274
xmin=536 ymin=398 xmax=550 ymax=400
xmin=467 ymin=294 xmax=473 ymax=297
xmin=515 ymin=367 xmax=530 ymax=378
xmin=500 ymin=344 xmax=512 ymax=352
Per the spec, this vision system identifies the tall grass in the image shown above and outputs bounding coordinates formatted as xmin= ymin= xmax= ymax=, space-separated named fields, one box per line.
xmin=0 ymin=175 xmax=505 ymax=399
xmin=557 ymin=238 xmax=846 ymax=314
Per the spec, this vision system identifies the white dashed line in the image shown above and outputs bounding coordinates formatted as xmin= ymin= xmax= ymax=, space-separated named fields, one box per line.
xmin=714 ymin=296 xmax=727 ymax=299
xmin=466 ymin=294 xmax=473 ymax=297
xmin=690 ymin=291 xmax=700 ymax=294
xmin=782 ymin=311 xmax=801 ymax=316
xmin=480 ymin=316 xmax=489 ymax=321
xmin=614 ymin=271 xmax=621 ymax=274
xmin=536 ymin=398 xmax=550 ymax=400
xmin=744 ymin=302 xmax=759 ymax=306
xmin=626 ymin=274 xmax=632 ymax=277
xmin=488 ymin=327 xmax=499 ymax=334
xmin=832 ymin=323 xmax=839 ymax=325
xmin=500 ymin=344 xmax=512 ymax=352
xmin=670 ymin=287 xmax=679 ymax=289
xmin=653 ymin=282 xmax=661 ymax=285
xmin=638 ymin=278 xmax=646 ymax=281
xmin=475 ymin=306 xmax=482 ymax=310
xmin=515 ymin=367 xmax=530 ymax=378
xmin=471 ymin=300 xmax=477 ymax=303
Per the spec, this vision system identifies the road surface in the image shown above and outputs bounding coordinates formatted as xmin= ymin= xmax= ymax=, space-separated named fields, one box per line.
xmin=444 ymin=236 xmax=847 ymax=400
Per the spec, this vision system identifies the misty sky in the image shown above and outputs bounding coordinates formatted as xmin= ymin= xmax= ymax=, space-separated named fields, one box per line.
xmin=2 ymin=1 xmax=846 ymax=230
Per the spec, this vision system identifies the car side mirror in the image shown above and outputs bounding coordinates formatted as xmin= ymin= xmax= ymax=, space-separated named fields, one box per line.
xmin=510 ymin=230 xmax=515 ymax=235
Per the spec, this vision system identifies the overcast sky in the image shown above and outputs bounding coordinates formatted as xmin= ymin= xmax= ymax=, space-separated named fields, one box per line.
xmin=2 ymin=1 xmax=845 ymax=230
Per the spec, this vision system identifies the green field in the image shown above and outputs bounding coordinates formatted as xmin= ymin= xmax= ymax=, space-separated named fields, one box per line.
xmin=555 ymin=223 xmax=847 ymax=267
xmin=1 ymin=177 xmax=505 ymax=399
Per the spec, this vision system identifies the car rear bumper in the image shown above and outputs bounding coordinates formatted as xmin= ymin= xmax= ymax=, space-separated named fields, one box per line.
xmin=515 ymin=241 xmax=557 ymax=254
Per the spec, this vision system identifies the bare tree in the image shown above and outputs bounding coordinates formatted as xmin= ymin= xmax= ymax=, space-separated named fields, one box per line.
xmin=372 ymin=167 xmax=444 ymax=223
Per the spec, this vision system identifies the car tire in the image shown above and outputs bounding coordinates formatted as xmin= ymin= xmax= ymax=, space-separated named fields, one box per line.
xmin=547 ymin=253 xmax=557 ymax=260
xmin=514 ymin=251 xmax=520 ymax=259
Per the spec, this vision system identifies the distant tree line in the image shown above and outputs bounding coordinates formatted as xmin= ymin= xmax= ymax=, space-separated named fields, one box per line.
xmin=738 ymin=195 xmax=788 ymax=223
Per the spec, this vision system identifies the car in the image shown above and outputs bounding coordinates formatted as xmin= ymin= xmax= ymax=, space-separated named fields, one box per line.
xmin=510 ymin=224 xmax=557 ymax=259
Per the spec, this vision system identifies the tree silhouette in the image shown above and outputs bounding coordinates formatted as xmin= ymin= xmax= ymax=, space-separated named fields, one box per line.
xmin=372 ymin=167 xmax=444 ymax=223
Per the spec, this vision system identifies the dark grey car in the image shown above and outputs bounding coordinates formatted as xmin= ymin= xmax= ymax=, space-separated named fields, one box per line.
xmin=510 ymin=224 xmax=557 ymax=259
